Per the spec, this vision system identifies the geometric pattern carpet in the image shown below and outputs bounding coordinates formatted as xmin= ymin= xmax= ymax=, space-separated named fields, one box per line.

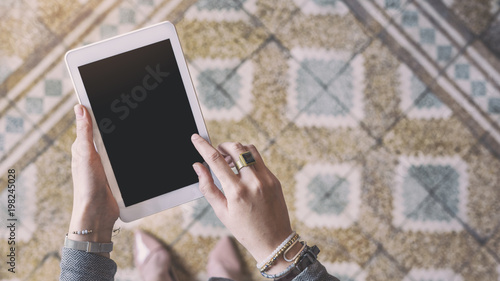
xmin=0 ymin=0 xmax=500 ymax=280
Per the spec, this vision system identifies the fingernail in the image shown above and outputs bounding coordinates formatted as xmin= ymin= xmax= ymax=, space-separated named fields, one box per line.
xmin=192 ymin=164 xmax=201 ymax=176
xmin=74 ymin=105 xmax=84 ymax=118
xmin=191 ymin=133 xmax=200 ymax=140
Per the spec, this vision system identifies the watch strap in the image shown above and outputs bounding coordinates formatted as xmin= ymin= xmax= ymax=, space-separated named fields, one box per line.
xmin=64 ymin=235 xmax=113 ymax=253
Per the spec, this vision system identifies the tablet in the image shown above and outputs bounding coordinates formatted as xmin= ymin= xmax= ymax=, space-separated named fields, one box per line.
xmin=65 ymin=21 xmax=211 ymax=222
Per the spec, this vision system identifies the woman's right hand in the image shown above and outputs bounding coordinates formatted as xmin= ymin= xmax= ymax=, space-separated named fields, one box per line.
xmin=191 ymin=134 xmax=299 ymax=272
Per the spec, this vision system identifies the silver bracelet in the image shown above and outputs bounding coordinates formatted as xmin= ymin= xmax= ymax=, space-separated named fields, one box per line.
xmin=64 ymin=235 xmax=113 ymax=253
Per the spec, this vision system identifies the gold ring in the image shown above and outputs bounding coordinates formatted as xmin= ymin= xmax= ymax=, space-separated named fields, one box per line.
xmin=235 ymin=151 xmax=256 ymax=171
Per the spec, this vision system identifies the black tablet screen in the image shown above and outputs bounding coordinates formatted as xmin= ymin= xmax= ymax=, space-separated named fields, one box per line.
xmin=78 ymin=39 xmax=202 ymax=207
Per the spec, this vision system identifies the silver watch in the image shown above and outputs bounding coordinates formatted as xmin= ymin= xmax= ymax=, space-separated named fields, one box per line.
xmin=64 ymin=235 xmax=113 ymax=253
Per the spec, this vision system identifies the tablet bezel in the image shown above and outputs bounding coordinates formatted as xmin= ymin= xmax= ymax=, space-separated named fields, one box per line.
xmin=65 ymin=21 xmax=209 ymax=222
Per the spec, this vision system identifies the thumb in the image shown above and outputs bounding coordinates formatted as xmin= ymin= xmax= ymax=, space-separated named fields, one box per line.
xmin=193 ymin=163 xmax=227 ymax=215
xmin=74 ymin=104 xmax=93 ymax=145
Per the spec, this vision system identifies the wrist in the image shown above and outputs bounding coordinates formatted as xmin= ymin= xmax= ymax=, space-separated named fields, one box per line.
xmin=264 ymin=242 xmax=303 ymax=274
xmin=69 ymin=203 xmax=116 ymax=241
xmin=69 ymin=212 xmax=114 ymax=239
xmin=67 ymin=225 xmax=113 ymax=243
xmin=64 ymin=235 xmax=113 ymax=258
xmin=262 ymin=245 xmax=320 ymax=281
xmin=256 ymin=232 xmax=302 ymax=273
xmin=67 ymin=217 xmax=114 ymax=258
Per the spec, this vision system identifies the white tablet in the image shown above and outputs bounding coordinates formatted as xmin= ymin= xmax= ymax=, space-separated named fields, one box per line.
xmin=65 ymin=21 xmax=211 ymax=222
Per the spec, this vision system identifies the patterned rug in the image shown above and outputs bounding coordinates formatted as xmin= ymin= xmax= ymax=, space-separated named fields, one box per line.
xmin=1 ymin=0 xmax=500 ymax=280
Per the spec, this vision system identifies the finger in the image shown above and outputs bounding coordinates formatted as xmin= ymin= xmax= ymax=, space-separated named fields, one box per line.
xmin=72 ymin=105 xmax=97 ymax=161
xmin=224 ymin=155 xmax=234 ymax=167
xmin=191 ymin=134 xmax=236 ymax=185
xmin=192 ymin=162 xmax=227 ymax=218
xmin=245 ymin=144 xmax=266 ymax=170
xmin=217 ymin=142 xmax=247 ymax=158
xmin=74 ymin=104 xmax=93 ymax=145
xmin=218 ymin=142 xmax=266 ymax=172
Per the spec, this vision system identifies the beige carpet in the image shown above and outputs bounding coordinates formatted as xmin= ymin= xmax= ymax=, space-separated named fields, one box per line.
xmin=1 ymin=0 xmax=500 ymax=280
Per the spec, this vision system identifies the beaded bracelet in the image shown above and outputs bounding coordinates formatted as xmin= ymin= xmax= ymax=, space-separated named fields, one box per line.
xmin=256 ymin=231 xmax=297 ymax=269
xmin=259 ymin=233 xmax=300 ymax=273
xmin=72 ymin=229 xmax=93 ymax=235
xmin=260 ymin=242 xmax=309 ymax=279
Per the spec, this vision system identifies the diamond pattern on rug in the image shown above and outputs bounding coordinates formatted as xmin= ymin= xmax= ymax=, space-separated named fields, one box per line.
xmin=287 ymin=48 xmax=364 ymax=128
xmin=393 ymin=2 xmax=459 ymax=68
xmin=5 ymin=115 xmax=24 ymax=134
xmin=0 ymin=105 xmax=38 ymax=158
xmin=373 ymin=0 xmax=412 ymax=17
xmin=190 ymin=58 xmax=253 ymax=121
xmin=393 ymin=156 xmax=468 ymax=232
xmin=182 ymin=199 xmax=228 ymax=238
xmin=18 ymin=61 xmax=74 ymax=126
xmin=294 ymin=163 xmax=361 ymax=228
xmin=81 ymin=1 xmax=144 ymax=45
xmin=399 ymin=64 xmax=452 ymax=119
xmin=446 ymin=54 xmax=500 ymax=123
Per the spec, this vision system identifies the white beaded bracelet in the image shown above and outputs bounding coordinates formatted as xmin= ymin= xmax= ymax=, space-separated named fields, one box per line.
xmin=72 ymin=229 xmax=93 ymax=235
xmin=256 ymin=231 xmax=298 ymax=269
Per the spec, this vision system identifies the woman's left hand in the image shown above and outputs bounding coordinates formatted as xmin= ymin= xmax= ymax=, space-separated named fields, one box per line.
xmin=68 ymin=104 xmax=119 ymax=257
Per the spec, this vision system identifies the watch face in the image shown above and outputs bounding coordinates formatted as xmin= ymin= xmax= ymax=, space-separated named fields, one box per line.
xmin=241 ymin=151 xmax=256 ymax=165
